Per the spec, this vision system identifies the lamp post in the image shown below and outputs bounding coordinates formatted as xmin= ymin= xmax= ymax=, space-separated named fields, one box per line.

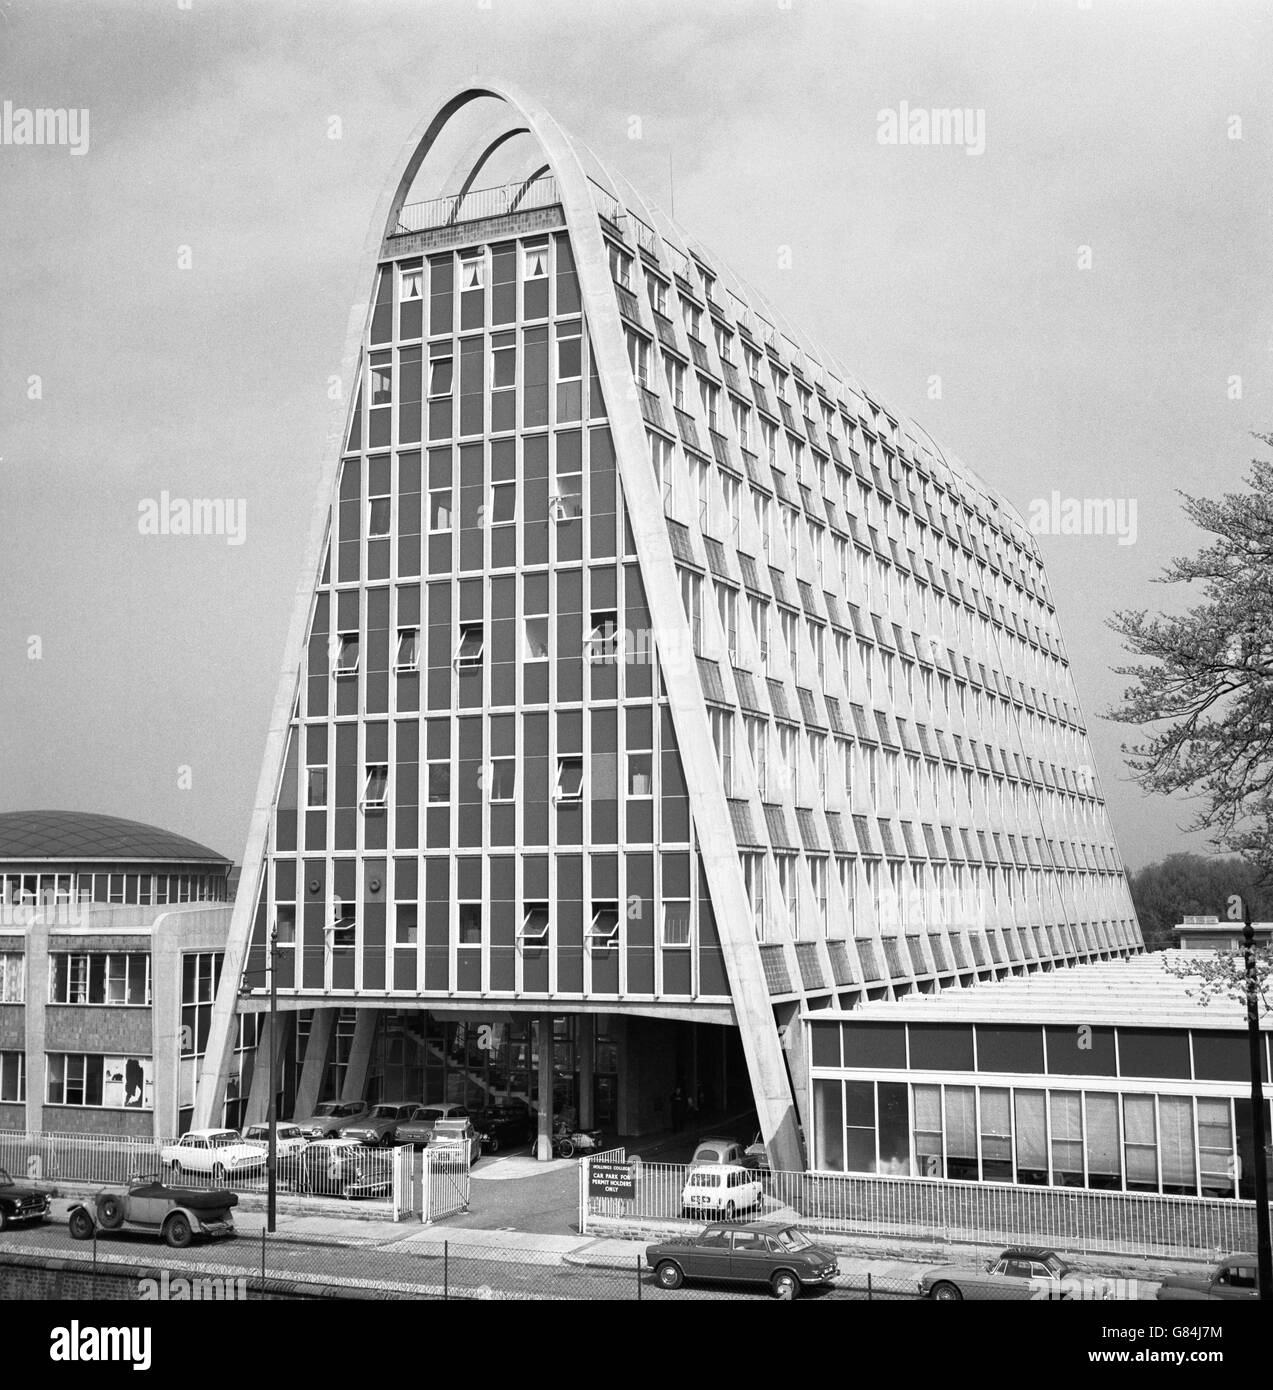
xmin=267 ymin=923 xmax=278 ymax=1234
xmin=1242 ymin=904 xmax=1271 ymax=1300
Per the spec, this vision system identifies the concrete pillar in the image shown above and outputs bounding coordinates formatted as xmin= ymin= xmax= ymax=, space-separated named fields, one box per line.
xmin=535 ymin=1013 xmax=554 ymax=1160
xmin=149 ymin=910 xmax=180 ymax=1140
xmin=578 ymin=1014 xmax=595 ymax=1129
xmin=613 ymin=1016 xmax=636 ymax=1136
xmin=294 ymin=1008 xmax=335 ymax=1118
xmin=340 ymin=1009 xmax=378 ymax=1103
xmin=244 ymin=1012 xmax=284 ymax=1125
xmin=23 ymin=913 xmax=49 ymax=1137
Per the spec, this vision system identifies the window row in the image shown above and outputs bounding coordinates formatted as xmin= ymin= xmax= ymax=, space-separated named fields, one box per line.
xmin=49 ymin=953 xmax=151 ymax=1006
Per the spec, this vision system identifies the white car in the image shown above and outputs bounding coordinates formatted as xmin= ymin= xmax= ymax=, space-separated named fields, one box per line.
xmin=160 ymin=1129 xmax=267 ymax=1182
xmin=680 ymin=1163 xmax=764 ymax=1220
xmin=241 ymin=1123 xmax=309 ymax=1159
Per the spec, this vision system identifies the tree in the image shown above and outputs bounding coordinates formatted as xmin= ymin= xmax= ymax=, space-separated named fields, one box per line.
xmin=1130 ymin=852 xmax=1273 ymax=950
xmin=1108 ymin=440 xmax=1273 ymax=879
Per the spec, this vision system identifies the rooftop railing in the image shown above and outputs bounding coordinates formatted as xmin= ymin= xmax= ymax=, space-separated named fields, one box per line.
xmin=396 ymin=175 xmax=561 ymax=235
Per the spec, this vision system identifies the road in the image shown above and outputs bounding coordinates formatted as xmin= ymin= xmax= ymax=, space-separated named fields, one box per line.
xmin=1 ymin=1219 xmax=912 ymax=1301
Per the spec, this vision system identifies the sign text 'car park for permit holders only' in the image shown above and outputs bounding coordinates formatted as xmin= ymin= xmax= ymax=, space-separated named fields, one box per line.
xmin=588 ymin=1162 xmax=635 ymax=1198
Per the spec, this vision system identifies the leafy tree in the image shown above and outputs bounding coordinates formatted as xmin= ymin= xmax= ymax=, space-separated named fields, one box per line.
xmin=1160 ymin=940 xmax=1271 ymax=1016
xmin=1130 ymin=852 xmax=1273 ymax=950
xmin=1108 ymin=440 xmax=1273 ymax=879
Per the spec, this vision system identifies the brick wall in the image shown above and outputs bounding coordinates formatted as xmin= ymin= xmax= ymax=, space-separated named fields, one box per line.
xmin=41 ymin=1106 xmax=153 ymax=1139
xmin=45 ymin=1005 xmax=152 ymax=1053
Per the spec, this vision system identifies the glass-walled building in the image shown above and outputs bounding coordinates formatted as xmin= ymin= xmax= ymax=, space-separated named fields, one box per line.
xmin=808 ymin=954 xmax=1272 ymax=1199
xmin=194 ymin=82 xmax=1140 ymax=1166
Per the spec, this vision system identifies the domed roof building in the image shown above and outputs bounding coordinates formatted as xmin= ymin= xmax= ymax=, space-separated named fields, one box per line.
xmin=0 ymin=810 xmax=230 ymax=908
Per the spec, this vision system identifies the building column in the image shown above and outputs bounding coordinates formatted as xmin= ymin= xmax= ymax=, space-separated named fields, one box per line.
xmin=535 ymin=1013 xmax=554 ymax=1160
xmin=244 ymin=1012 xmax=284 ymax=1125
xmin=578 ymin=1014 xmax=595 ymax=1129
xmin=23 ymin=913 xmax=49 ymax=1137
xmin=294 ymin=1008 xmax=335 ymax=1118
xmin=340 ymin=1009 xmax=378 ymax=1103
xmin=148 ymin=910 xmax=180 ymax=1140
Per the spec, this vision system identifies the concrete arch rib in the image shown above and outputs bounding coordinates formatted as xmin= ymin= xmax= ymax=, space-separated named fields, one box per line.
xmin=195 ymin=81 xmax=802 ymax=1170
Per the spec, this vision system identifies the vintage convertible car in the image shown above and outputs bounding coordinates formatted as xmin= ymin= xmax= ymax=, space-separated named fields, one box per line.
xmin=68 ymin=1173 xmax=238 ymax=1248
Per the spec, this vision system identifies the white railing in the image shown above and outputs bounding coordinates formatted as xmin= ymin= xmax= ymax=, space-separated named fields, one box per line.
xmin=581 ymin=1159 xmax=1266 ymax=1260
xmin=0 ymin=1129 xmax=394 ymax=1205
xmin=421 ymin=1144 xmax=470 ymax=1223
xmin=578 ymin=1145 xmax=628 ymax=1234
xmin=397 ymin=175 xmax=560 ymax=234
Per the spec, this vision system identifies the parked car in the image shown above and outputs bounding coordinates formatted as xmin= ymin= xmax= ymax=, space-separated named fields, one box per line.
xmin=691 ymin=1137 xmax=758 ymax=1170
xmin=918 ymin=1247 xmax=1105 ymax=1301
xmin=646 ymin=1222 xmax=839 ymax=1299
xmin=1156 ymin=1253 xmax=1260 ymax=1300
xmin=242 ymin=1122 xmax=310 ymax=1158
xmin=470 ymin=1099 xmax=534 ymax=1152
xmin=160 ymin=1129 xmax=266 ymax=1183
xmin=69 ymin=1174 xmax=237 ymax=1248
xmin=289 ymin=1140 xmax=391 ymax=1199
xmin=292 ymin=1100 xmax=370 ymax=1141
xmin=680 ymin=1163 xmax=764 ymax=1220
xmin=339 ymin=1101 xmax=424 ymax=1146
xmin=0 ymin=1166 xmax=51 ymax=1231
xmin=744 ymin=1133 xmax=769 ymax=1171
xmin=426 ymin=1118 xmax=482 ymax=1166
xmin=396 ymin=1102 xmax=471 ymax=1149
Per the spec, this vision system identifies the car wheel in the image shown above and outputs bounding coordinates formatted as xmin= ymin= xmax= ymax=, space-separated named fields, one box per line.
xmin=68 ymin=1208 xmax=94 ymax=1241
xmin=486 ymin=1134 xmax=500 ymax=1154
xmin=211 ymin=1163 xmax=226 ymax=1185
xmin=98 ymin=1195 xmax=126 ymax=1231
xmin=0 ymin=1207 xmax=8 ymax=1232
xmin=656 ymin=1260 xmax=684 ymax=1290
xmin=164 ymin=1213 xmax=193 ymax=1249
xmin=723 ymin=1200 xmax=735 ymax=1220
xmin=771 ymin=1270 xmax=800 ymax=1301
xmin=930 ymin=1281 xmax=963 ymax=1302
xmin=558 ymin=1139 xmax=575 ymax=1159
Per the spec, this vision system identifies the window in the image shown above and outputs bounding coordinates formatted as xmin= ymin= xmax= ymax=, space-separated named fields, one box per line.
xmin=646 ymin=273 xmax=669 ymax=316
xmin=746 ymin=716 xmax=768 ymax=800
xmin=523 ymin=615 xmax=550 ymax=661
xmin=627 ymin=751 xmax=653 ymax=797
xmin=370 ymin=356 xmax=393 ymax=406
xmin=555 ymin=756 xmax=584 ymax=801
xmin=662 ymin=899 xmax=691 ymax=947
xmin=625 ymin=329 xmax=650 ymax=386
xmin=459 ymin=903 xmax=483 ymax=945
xmin=490 ymin=331 xmax=516 ymax=432
xmin=700 ymin=379 xmax=721 ymax=431
xmin=680 ymin=569 xmax=703 ymax=651
xmin=649 ymin=431 xmax=674 ymax=509
xmin=681 ymin=297 xmax=702 ymax=340
xmin=46 ymin=1053 xmax=104 ymax=1107
xmin=427 ymin=756 xmax=451 ymax=804
xmin=362 ymin=764 xmax=388 ymax=809
xmin=586 ymin=610 xmax=620 ymax=662
xmin=395 ymin=627 xmax=420 ymax=672
xmin=335 ymin=632 xmax=359 ymax=676
xmin=490 ymin=479 xmax=517 ymax=526
xmin=395 ymin=904 xmax=418 ymax=946
xmin=330 ymin=901 xmax=357 ymax=948
xmin=400 ymin=265 xmax=423 ymax=300
xmin=608 ymin=243 xmax=632 ymax=288
xmin=523 ymin=242 xmax=549 ymax=281
xmin=556 ymin=321 xmax=583 ymax=421
xmin=455 ymin=623 xmax=484 ymax=669
xmin=519 ymin=903 xmax=550 ymax=946
xmin=664 ymin=356 xmax=685 ymax=409
xmin=716 ymin=584 xmax=738 ymax=662
xmin=489 ymin=757 xmax=516 ymax=801
xmin=0 ymin=1051 xmax=24 ymax=1103
xmin=429 ymin=353 xmax=453 ymax=398
xmin=460 ymin=251 xmax=484 ymax=290
xmin=49 ymin=953 xmax=150 ymax=1006
xmin=710 ymin=707 xmax=734 ymax=796
xmin=588 ymin=902 xmax=620 ymax=950
xmin=0 ymin=954 xmax=24 ymax=1003
xmin=307 ymin=766 xmax=328 ymax=806
xmin=367 ymin=491 xmax=391 ymax=538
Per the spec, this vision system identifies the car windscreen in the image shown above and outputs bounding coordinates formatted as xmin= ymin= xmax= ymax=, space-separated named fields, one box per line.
xmin=209 ymin=1133 xmax=240 ymax=1145
xmin=314 ymin=1104 xmax=339 ymax=1116
xmin=367 ymin=1106 xmax=398 ymax=1118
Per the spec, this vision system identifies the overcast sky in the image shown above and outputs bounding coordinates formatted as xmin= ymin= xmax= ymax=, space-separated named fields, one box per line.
xmin=1 ymin=0 xmax=1269 ymax=874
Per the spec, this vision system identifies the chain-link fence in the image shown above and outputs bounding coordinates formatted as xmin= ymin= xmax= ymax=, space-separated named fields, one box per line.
xmin=29 ymin=1228 xmax=920 ymax=1301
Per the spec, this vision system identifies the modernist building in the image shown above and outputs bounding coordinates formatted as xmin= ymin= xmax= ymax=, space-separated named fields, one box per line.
xmin=193 ymin=82 xmax=1139 ymax=1166
xmin=806 ymin=953 xmax=1271 ymax=1200
xmin=0 ymin=810 xmax=252 ymax=1139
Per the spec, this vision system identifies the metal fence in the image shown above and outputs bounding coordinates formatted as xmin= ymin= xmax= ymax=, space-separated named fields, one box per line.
xmin=37 ymin=1231 xmax=916 ymax=1302
xmin=0 ymin=1130 xmax=395 ymax=1206
xmin=581 ymin=1157 xmax=1265 ymax=1261
xmin=397 ymin=176 xmax=560 ymax=234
